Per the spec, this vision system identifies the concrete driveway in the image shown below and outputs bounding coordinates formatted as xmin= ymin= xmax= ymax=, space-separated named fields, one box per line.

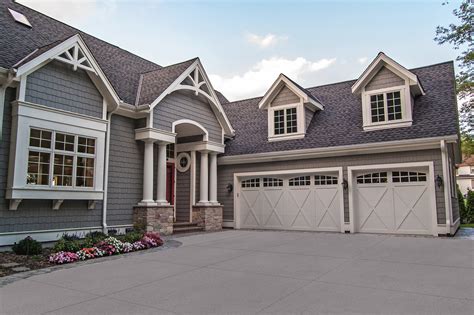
xmin=1 ymin=230 xmax=473 ymax=314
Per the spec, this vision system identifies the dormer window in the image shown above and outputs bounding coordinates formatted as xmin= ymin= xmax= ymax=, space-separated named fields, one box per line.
xmin=369 ymin=90 xmax=403 ymax=123
xmin=274 ymin=107 xmax=297 ymax=135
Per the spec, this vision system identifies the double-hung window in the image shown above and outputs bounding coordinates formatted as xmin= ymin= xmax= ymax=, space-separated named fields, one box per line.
xmin=273 ymin=107 xmax=297 ymax=135
xmin=370 ymin=91 xmax=402 ymax=124
xmin=27 ymin=128 xmax=96 ymax=188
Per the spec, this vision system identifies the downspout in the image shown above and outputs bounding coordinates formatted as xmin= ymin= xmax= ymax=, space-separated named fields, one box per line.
xmin=102 ymin=101 xmax=120 ymax=233
xmin=440 ymin=140 xmax=452 ymax=235
xmin=0 ymin=69 xmax=16 ymax=141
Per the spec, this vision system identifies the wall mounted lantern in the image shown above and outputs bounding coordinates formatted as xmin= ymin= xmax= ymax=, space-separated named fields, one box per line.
xmin=436 ymin=175 xmax=444 ymax=188
xmin=342 ymin=179 xmax=349 ymax=190
xmin=226 ymin=183 xmax=233 ymax=193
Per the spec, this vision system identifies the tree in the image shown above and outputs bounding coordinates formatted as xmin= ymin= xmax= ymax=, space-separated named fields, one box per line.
xmin=435 ymin=0 xmax=473 ymax=155
xmin=465 ymin=190 xmax=474 ymax=224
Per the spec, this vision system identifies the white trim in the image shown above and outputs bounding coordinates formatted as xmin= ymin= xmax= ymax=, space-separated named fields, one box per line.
xmin=222 ymin=221 xmax=234 ymax=228
xmin=190 ymin=150 xmax=196 ymax=220
xmin=149 ymin=59 xmax=234 ymax=136
xmin=440 ymin=140 xmax=452 ymax=234
xmin=267 ymin=103 xmax=306 ymax=141
xmin=347 ymin=161 xmax=438 ymax=236
xmin=351 ymin=52 xmax=425 ymax=95
xmin=172 ymin=119 xmax=209 ymax=141
xmin=15 ymin=34 xmax=121 ymax=105
xmin=218 ymin=135 xmax=458 ymax=165
xmin=175 ymin=141 xmax=225 ymax=154
xmin=233 ymin=167 xmax=344 ymax=231
xmin=135 ymin=127 xmax=176 ymax=144
xmin=258 ymin=74 xmax=324 ymax=110
xmin=176 ymin=152 xmax=191 ymax=172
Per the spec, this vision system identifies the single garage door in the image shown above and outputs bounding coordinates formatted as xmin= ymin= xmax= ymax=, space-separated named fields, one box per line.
xmin=353 ymin=169 xmax=434 ymax=235
xmin=238 ymin=172 xmax=343 ymax=232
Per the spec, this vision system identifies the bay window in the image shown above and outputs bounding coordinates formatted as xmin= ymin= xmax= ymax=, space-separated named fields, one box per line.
xmin=27 ymin=128 xmax=96 ymax=188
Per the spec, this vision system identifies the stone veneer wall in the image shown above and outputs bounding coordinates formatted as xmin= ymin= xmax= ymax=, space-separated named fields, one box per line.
xmin=192 ymin=205 xmax=223 ymax=231
xmin=133 ymin=206 xmax=174 ymax=235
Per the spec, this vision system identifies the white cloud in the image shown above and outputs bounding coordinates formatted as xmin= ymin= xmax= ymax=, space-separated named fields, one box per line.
xmin=18 ymin=0 xmax=116 ymax=24
xmin=246 ymin=33 xmax=287 ymax=48
xmin=210 ymin=57 xmax=336 ymax=101
xmin=358 ymin=57 xmax=368 ymax=64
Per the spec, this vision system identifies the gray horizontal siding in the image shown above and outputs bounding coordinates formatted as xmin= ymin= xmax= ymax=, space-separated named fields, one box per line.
xmin=271 ymin=86 xmax=299 ymax=106
xmin=153 ymin=92 xmax=222 ymax=143
xmin=25 ymin=60 xmax=103 ymax=118
xmin=366 ymin=66 xmax=405 ymax=91
xmin=0 ymin=87 xmax=102 ymax=233
xmin=176 ymin=166 xmax=190 ymax=222
xmin=106 ymin=115 xmax=144 ymax=226
xmin=305 ymin=108 xmax=314 ymax=130
xmin=217 ymin=149 xmax=446 ymax=225
xmin=448 ymin=144 xmax=460 ymax=223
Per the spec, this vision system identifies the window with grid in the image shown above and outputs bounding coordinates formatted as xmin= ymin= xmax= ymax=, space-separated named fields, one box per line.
xmin=314 ymin=175 xmax=338 ymax=185
xmin=370 ymin=94 xmax=385 ymax=123
xmin=392 ymin=171 xmax=427 ymax=183
xmin=370 ymin=91 xmax=403 ymax=123
xmin=166 ymin=144 xmax=175 ymax=159
xmin=263 ymin=177 xmax=283 ymax=187
xmin=387 ymin=91 xmax=402 ymax=121
xmin=241 ymin=178 xmax=260 ymax=188
xmin=27 ymin=128 xmax=96 ymax=188
xmin=289 ymin=176 xmax=311 ymax=186
xmin=356 ymin=172 xmax=388 ymax=184
xmin=273 ymin=107 xmax=298 ymax=135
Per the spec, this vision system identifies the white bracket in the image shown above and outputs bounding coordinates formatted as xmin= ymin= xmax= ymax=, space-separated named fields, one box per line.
xmin=9 ymin=199 xmax=22 ymax=211
xmin=88 ymin=200 xmax=97 ymax=210
xmin=52 ymin=199 xmax=64 ymax=210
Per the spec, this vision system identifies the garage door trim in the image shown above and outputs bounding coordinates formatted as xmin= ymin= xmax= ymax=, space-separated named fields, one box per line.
xmin=234 ymin=167 xmax=344 ymax=232
xmin=347 ymin=162 xmax=437 ymax=236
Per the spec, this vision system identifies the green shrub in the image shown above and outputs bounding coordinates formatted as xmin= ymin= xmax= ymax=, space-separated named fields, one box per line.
xmin=53 ymin=236 xmax=83 ymax=253
xmin=12 ymin=236 xmax=43 ymax=256
xmin=83 ymin=231 xmax=107 ymax=246
xmin=465 ymin=190 xmax=474 ymax=224
xmin=118 ymin=230 xmax=144 ymax=243
xmin=458 ymin=185 xmax=468 ymax=223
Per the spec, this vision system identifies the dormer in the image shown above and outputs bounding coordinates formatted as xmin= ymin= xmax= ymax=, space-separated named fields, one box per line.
xmin=352 ymin=52 xmax=425 ymax=131
xmin=258 ymin=74 xmax=324 ymax=142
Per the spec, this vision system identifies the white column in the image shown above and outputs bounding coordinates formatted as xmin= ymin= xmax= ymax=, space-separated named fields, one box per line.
xmin=139 ymin=140 xmax=156 ymax=206
xmin=198 ymin=151 xmax=209 ymax=204
xmin=209 ymin=152 xmax=218 ymax=204
xmin=156 ymin=142 xmax=169 ymax=205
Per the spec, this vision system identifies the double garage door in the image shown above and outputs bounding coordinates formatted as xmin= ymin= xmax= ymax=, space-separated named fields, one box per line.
xmin=236 ymin=166 xmax=435 ymax=235
xmin=237 ymin=171 xmax=343 ymax=232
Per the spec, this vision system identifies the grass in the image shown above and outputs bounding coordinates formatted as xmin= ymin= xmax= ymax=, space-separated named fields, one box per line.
xmin=461 ymin=223 xmax=474 ymax=228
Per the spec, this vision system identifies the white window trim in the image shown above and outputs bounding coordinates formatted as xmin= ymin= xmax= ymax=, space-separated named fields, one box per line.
xmin=6 ymin=101 xmax=106 ymax=202
xmin=362 ymin=85 xmax=413 ymax=131
xmin=267 ymin=102 xmax=305 ymax=141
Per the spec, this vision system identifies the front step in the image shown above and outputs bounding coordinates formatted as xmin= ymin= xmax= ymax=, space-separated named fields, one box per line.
xmin=173 ymin=222 xmax=204 ymax=234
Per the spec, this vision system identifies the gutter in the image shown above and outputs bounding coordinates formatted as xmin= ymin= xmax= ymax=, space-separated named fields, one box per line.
xmin=102 ymin=101 xmax=120 ymax=233
xmin=218 ymin=135 xmax=459 ymax=165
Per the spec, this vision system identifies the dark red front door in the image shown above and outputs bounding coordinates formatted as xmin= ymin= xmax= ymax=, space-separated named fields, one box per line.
xmin=166 ymin=163 xmax=175 ymax=205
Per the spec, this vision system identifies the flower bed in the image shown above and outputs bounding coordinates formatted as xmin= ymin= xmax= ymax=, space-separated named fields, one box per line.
xmin=49 ymin=232 xmax=163 ymax=265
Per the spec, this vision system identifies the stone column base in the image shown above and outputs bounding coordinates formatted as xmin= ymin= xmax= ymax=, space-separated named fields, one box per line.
xmin=133 ymin=205 xmax=174 ymax=235
xmin=192 ymin=205 xmax=223 ymax=231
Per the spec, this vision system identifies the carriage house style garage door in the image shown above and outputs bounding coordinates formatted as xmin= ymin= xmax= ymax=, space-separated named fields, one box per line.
xmin=350 ymin=163 xmax=437 ymax=236
xmin=235 ymin=169 xmax=344 ymax=232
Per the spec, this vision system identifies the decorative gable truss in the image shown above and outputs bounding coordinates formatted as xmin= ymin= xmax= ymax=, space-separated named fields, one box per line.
xmin=150 ymin=59 xmax=234 ymax=136
xmin=14 ymin=34 xmax=120 ymax=105
xmin=258 ymin=74 xmax=324 ymax=142
xmin=352 ymin=52 xmax=425 ymax=131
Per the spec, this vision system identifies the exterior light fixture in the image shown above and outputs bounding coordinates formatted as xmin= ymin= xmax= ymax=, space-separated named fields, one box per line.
xmin=436 ymin=175 xmax=443 ymax=188
xmin=226 ymin=183 xmax=233 ymax=193
xmin=342 ymin=179 xmax=348 ymax=190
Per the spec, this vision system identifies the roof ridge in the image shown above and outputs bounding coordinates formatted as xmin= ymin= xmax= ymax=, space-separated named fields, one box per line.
xmin=139 ymin=57 xmax=198 ymax=75
xmin=12 ymin=0 xmax=162 ymax=68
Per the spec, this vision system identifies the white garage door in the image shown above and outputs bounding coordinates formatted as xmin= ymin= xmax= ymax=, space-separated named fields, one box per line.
xmin=238 ymin=172 xmax=343 ymax=232
xmin=353 ymin=169 xmax=434 ymax=235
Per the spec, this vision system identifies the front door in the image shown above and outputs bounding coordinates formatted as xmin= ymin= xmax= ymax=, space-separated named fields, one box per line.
xmin=166 ymin=163 xmax=175 ymax=206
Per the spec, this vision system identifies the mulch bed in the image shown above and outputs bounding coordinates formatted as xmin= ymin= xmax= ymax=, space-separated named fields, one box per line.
xmin=0 ymin=249 xmax=53 ymax=277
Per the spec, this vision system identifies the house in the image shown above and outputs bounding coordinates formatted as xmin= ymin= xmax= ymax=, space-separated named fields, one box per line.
xmin=0 ymin=1 xmax=461 ymax=245
xmin=457 ymin=156 xmax=474 ymax=196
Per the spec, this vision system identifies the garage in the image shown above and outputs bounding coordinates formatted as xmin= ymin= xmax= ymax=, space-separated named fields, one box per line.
xmin=350 ymin=164 xmax=437 ymax=236
xmin=236 ymin=169 xmax=344 ymax=232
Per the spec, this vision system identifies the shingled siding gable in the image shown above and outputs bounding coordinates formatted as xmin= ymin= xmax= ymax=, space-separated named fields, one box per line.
xmin=25 ymin=61 xmax=103 ymax=118
xmin=153 ymin=92 xmax=222 ymax=143
xmin=365 ymin=66 xmax=405 ymax=91
xmin=0 ymin=87 xmax=102 ymax=233
xmin=271 ymin=86 xmax=300 ymax=106
xmin=106 ymin=115 xmax=144 ymax=226
xmin=217 ymin=149 xmax=446 ymax=225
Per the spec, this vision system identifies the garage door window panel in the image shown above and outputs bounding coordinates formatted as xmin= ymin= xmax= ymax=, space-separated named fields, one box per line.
xmin=289 ymin=176 xmax=311 ymax=186
xmin=392 ymin=171 xmax=427 ymax=183
xmin=356 ymin=172 xmax=388 ymax=184
xmin=263 ymin=177 xmax=283 ymax=187
xmin=242 ymin=178 xmax=260 ymax=188
xmin=315 ymin=175 xmax=338 ymax=185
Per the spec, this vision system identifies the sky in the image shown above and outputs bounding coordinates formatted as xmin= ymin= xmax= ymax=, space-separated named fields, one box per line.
xmin=18 ymin=0 xmax=462 ymax=101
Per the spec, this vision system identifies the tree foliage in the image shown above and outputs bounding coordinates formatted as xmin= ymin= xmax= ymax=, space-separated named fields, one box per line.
xmin=435 ymin=1 xmax=473 ymax=147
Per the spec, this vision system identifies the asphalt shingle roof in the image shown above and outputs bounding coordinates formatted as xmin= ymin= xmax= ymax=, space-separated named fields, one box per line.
xmin=222 ymin=62 xmax=459 ymax=156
